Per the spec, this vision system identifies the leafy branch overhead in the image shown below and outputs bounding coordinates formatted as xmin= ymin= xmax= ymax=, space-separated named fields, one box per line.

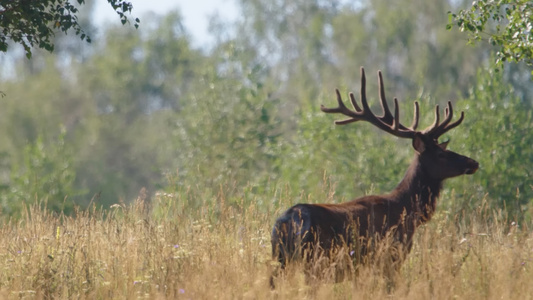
xmin=0 ymin=0 xmax=139 ymax=58
xmin=448 ymin=0 xmax=533 ymax=70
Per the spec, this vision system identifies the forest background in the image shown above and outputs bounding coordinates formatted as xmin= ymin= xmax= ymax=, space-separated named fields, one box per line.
xmin=0 ymin=0 xmax=532 ymax=220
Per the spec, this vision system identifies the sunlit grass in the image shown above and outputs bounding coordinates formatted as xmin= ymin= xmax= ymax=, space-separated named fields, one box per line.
xmin=0 ymin=189 xmax=531 ymax=299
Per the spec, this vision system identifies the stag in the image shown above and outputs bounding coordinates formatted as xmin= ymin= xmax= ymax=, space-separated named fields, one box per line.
xmin=271 ymin=67 xmax=478 ymax=285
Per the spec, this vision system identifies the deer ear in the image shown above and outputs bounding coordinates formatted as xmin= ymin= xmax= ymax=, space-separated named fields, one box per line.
xmin=438 ymin=140 xmax=449 ymax=150
xmin=412 ymin=132 xmax=426 ymax=154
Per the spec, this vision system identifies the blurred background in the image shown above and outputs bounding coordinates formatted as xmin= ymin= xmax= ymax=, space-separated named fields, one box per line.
xmin=0 ymin=0 xmax=531 ymax=219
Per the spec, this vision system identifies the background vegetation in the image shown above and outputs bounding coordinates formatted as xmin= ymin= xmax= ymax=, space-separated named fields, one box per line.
xmin=0 ymin=0 xmax=531 ymax=217
xmin=0 ymin=0 xmax=532 ymax=296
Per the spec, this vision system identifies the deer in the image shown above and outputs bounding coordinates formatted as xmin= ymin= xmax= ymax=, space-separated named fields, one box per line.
xmin=270 ymin=67 xmax=479 ymax=286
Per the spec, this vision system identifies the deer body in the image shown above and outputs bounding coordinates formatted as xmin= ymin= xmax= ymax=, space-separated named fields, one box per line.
xmin=271 ymin=68 xmax=478 ymax=282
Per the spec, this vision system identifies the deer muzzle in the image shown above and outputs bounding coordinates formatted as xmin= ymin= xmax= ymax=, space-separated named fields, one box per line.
xmin=465 ymin=159 xmax=479 ymax=175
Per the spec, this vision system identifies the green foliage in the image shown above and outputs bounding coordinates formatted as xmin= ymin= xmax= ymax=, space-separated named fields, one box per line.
xmin=0 ymin=1 xmax=531 ymax=218
xmin=277 ymin=96 xmax=413 ymax=203
xmin=448 ymin=0 xmax=533 ymax=70
xmin=451 ymin=68 xmax=533 ymax=216
xmin=1 ymin=128 xmax=78 ymax=215
xmin=169 ymin=44 xmax=282 ymax=206
xmin=0 ymin=0 xmax=139 ymax=58
xmin=69 ymin=12 xmax=202 ymax=206
xmin=235 ymin=0 xmax=488 ymax=109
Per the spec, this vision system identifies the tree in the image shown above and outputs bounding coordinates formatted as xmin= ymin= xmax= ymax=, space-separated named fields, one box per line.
xmin=445 ymin=67 xmax=533 ymax=219
xmin=448 ymin=0 xmax=533 ymax=70
xmin=0 ymin=0 xmax=139 ymax=58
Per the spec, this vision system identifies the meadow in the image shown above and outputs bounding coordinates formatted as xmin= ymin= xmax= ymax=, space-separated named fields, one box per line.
xmin=0 ymin=188 xmax=531 ymax=300
xmin=0 ymin=1 xmax=531 ymax=299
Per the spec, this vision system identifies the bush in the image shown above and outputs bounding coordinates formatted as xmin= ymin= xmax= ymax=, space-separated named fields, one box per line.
xmin=1 ymin=128 xmax=79 ymax=216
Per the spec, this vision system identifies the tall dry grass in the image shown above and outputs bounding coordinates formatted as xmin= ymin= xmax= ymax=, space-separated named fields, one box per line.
xmin=0 ymin=190 xmax=531 ymax=299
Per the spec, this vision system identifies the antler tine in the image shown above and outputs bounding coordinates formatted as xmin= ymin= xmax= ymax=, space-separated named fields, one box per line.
xmin=319 ymin=89 xmax=347 ymax=113
xmin=349 ymin=92 xmax=362 ymax=112
xmin=320 ymin=89 xmax=359 ymax=125
xmin=378 ymin=70 xmax=394 ymax=123
xmin=393 ymin=98 xmax=400 ymax=131
xmin=359 ymin=67 xmax=371 ymax=112
xmin=428 ymin=102 xmax=464 ymax=138
xmin=440 ymin=101 xmax=454 ymax=128
xmin=410 ymin=101 xmax=419 ymax=130
xmin=424 ymin=105 xmax=441 ymax=135
xmin=440 ymin=111 xmax=464 ymax=134
xmin=421 ymin=101 xmax=465 ymax=139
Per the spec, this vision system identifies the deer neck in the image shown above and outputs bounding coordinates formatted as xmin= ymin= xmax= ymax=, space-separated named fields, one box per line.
xmin=392 ymin=156 xmax=443 ymax=223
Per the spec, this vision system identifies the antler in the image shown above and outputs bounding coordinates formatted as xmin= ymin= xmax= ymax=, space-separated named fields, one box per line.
xmin=320 ymin=67 xmax=419 ymax=139
xmin=320 ymin=67 xmax=464 ymax=141
xmin=422 ymin=102 xmax=464 ymax=140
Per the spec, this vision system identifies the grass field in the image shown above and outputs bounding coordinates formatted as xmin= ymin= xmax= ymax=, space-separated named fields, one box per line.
xmin=0 ymin=190 xmax=531 ymax=300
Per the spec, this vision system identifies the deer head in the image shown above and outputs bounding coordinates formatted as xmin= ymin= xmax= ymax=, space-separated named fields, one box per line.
xmin=320 ymin=67 xmax=479 ymax=181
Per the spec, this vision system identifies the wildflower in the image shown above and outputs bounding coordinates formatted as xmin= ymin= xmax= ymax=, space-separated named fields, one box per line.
xmin=179 ymin=289 xmax=185 ymax=294
xmin=174 ymin=244 xmax=179 ymax=249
